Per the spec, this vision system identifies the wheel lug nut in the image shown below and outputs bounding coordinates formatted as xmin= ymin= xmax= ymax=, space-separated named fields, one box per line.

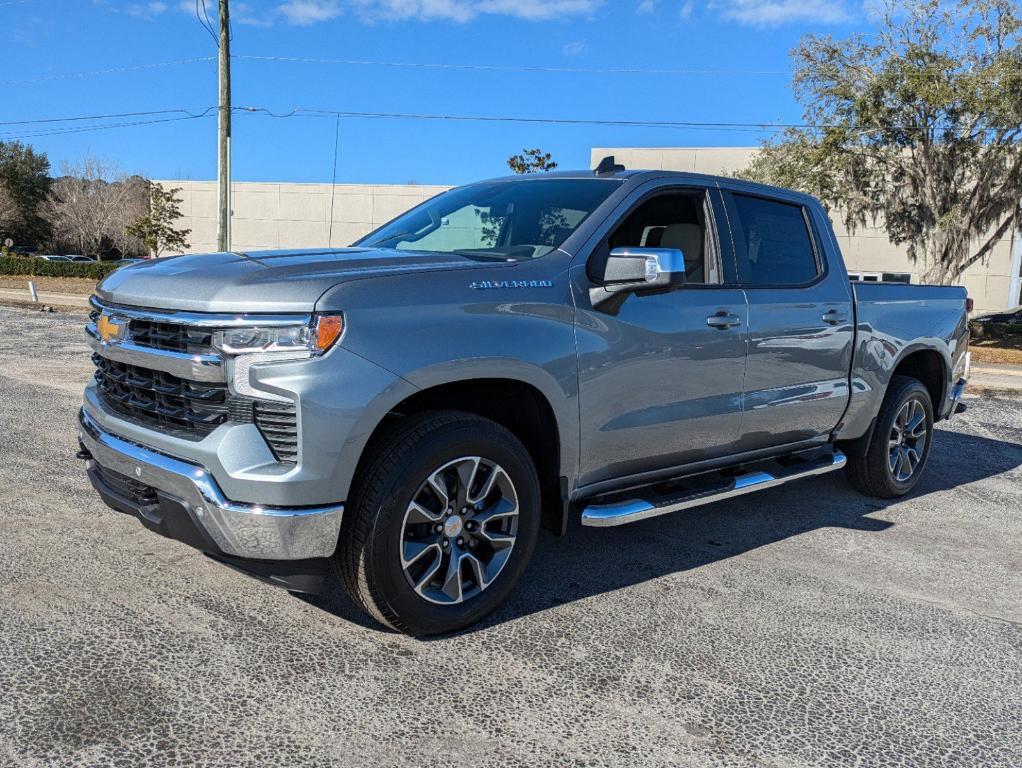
xmin=456 ymin=537 xmax=465 ymax=547
xmin=441 ymin=538 xmax=450 ymax=548
xmin=465 ymin=521 xmax=476 ymax=531
xmin=433 ymin=523 xmax=443 ymax=533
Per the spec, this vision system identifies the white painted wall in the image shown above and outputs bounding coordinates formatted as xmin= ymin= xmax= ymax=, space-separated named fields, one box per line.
xmin=157 ymin=181 xmax=450 ymax=255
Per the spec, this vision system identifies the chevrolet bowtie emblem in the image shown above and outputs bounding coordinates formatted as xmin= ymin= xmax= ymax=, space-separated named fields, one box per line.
xmin=97 ymin=314 xmax=127 ymax=343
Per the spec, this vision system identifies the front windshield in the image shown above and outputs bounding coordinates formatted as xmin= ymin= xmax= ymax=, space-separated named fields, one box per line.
xmin=357 ymin=178 xmax=621 ymax=261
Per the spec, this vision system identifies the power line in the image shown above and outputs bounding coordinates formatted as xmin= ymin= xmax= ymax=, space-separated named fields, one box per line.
xmin=0 ymin=108 xmax=216 ymax=127
xmin=234 ymin=54 xmax=790 ymax=77
xmin=0 ymin=104 xmax=813 ymax=138
xmin=0 ymin=113 xmax=216 ymax=141
xmin=0 ymin=57 xmax=214 ymax=87
xmin=196 ymin=0 xmax=219 ymax=45
xmin=235 ymin=105 xmax=805 ymax=133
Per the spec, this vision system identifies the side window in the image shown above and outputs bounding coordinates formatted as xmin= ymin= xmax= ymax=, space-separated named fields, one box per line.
xmin=604 ymin=191 xmax=720 ymax=285
xmin=731 ymin=194 xmax=820 ymax=286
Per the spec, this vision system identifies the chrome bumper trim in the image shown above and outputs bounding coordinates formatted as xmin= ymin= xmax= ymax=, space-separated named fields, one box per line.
xmin=79 ymin=409 xmax=342 ymax=560
xmin=86 ymin=325 xmax=226 ymax=383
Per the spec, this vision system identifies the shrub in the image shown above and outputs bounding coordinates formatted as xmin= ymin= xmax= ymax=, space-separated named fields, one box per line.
xmin=0 ymin=257 xmax=120 ymax=280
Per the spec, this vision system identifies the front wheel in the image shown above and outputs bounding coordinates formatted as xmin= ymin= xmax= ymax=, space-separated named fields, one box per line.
xmin=845 ymin=375 xmax=934 ymax=498
xmin=336 ymin=411 xmax=540 ymax=636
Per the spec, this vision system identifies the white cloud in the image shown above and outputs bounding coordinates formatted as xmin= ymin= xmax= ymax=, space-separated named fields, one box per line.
xmin=277 ymin=0 xmax=341 ymax=25
xmin=717 ymin=0 xmax=851 ymax=26
xmin=637 ymin=0 xmax=655 ymax=12
xmin=563 ymin=40 xmax=587 ymax=56
xmin=172 ymin=0 xmax=600 ymax=28
xmin=351 ymin=0 xmax=601 ymax=23
xmin=679 ymin=0 xmax=693 ymax=19
xmin=127 ymin=1 xmax=168 ymax=18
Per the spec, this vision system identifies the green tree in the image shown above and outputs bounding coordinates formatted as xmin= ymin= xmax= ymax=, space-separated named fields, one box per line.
xmin=0 ymin=140 xmax=52 ymax=248
xmin=737 ymin=0 xmax=1022 ymax=284
xmin=507 ymin=148 xmax=558 ymax=174
xmin=125 ymin=181 xmax=191 ymax=257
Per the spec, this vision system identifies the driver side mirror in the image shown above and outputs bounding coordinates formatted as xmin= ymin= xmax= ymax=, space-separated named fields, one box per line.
xmin=602 ymin=247 xmax=687 ymax=293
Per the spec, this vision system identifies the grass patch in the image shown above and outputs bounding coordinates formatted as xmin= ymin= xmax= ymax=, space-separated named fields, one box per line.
xmin=0 ymin=276 xmax=98 ymax=295
xmin=970 ymin=340 xmax=1022 ymax=366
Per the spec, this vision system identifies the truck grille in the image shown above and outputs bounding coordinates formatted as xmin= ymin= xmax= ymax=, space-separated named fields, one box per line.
xmin=93 ymin=354 xmax=229 ymax=436
xmin=88 ymin=308 xmax=215 ymax=355
xmin=89 ymin=302 xmax=300 ymax=465
xmin=128 ymin=318 xmax=215 ymax=355
xmin=92 ymin=355 xmax=300 ymax=465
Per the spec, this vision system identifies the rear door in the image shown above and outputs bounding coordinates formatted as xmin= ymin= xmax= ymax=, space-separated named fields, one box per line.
xmin=722 ymin=188 xmax=854 ymax=450
xmin=573 ymin=183 xmax=749 ymax=487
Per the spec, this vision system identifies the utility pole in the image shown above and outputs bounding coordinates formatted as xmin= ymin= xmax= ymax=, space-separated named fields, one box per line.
xmin=216 ymin=0 xmax=232 ymax=252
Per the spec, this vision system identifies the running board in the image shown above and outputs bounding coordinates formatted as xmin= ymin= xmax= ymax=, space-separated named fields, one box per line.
xmin=581 ymin=451 xmax=847 ymax=528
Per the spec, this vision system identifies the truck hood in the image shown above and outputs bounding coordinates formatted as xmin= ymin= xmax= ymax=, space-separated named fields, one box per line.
xmin=95 ymin=248 xmax=501 ymax=313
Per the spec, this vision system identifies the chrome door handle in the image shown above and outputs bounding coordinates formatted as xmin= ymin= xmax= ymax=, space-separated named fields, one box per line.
xmin=706 ymin=313 xmax=741 ymax=329
xmin=822 ymin=309 xmax=848 ymax=326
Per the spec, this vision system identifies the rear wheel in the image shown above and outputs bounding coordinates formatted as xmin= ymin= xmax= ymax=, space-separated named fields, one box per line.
xmin=845 ymin=375 xmax=934 ymax=498
xmin=336 ymin=411 xmax=540 ymax=636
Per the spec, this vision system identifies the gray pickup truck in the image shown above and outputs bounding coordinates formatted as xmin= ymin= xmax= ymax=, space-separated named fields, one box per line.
xmin=78 ymin=165 xmax=971 ymax=635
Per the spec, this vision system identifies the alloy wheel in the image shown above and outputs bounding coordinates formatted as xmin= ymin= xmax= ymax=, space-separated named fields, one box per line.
xmin=399 ymin=456 xmax=519 ymax=605
xmin=889 ymin=398 xmax=928 ymax=482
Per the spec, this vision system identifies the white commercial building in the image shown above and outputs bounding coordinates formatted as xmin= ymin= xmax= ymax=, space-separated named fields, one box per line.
xmin=158 ymin=146 xmax=1022 ymax=312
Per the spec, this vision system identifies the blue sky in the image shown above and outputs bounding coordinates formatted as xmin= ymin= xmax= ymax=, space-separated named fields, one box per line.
xmin=3 ymin=0 xmax=867 ymax=185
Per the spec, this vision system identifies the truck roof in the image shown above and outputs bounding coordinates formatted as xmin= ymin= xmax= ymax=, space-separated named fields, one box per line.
xmin=480 ymin=168 xmax=818 ymax=204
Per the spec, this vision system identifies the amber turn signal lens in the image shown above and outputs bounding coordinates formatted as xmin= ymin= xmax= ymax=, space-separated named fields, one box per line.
xmin=314 ymin=314 xmax=344 ymax=354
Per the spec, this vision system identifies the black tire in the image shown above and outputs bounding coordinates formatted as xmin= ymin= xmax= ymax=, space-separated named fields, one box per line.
xmin=845 ymin=375 xmax=934 ymax=498
xmin=336 ymin=411 xmax=541 ymax=636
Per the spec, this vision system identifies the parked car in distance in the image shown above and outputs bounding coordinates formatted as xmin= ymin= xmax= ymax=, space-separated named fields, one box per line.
xmin=66 ymin=255 xmax=95 ymax=262
xmin=970 ymin=305 xmax=1022 ymax=340
xmin=36 ymin=254 xmax=72 ymax=262
xmin=78 ymin=163 xmax=972 ymax=636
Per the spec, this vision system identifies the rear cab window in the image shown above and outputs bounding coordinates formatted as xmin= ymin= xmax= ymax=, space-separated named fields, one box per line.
xmin=728 ymin=193 xmax=822 ymax=287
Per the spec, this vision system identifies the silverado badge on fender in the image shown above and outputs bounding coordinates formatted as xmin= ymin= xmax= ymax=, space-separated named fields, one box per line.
xmin=469 ymin=279 xmax=554 ymax=289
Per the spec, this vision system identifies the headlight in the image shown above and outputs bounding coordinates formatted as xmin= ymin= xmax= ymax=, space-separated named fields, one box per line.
xmin=213 ymin=314 xmax=344 ymax=358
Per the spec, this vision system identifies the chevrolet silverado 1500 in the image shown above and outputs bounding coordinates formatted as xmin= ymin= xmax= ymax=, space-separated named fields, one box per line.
xmin=78 ymin=165 xmax=971 ymax=635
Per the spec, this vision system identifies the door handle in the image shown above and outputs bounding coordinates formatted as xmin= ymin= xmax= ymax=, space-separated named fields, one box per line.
xmin=822 ymin=309 xmax=848 ymax=326
xmin=706 ymin=312 xmax=741 ymax=329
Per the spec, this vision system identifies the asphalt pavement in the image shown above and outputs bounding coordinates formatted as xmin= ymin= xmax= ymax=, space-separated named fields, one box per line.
xmin=1 ymin=305 xmax=1020 ymax=767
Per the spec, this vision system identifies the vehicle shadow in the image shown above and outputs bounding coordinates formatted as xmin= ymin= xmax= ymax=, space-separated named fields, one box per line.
xmin=300 ymin=427 xmax=1022 ymax=636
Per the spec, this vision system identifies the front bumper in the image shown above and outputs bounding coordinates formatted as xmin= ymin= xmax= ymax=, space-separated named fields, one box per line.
xmin=78 ymin=408 xmax=344 ymax=561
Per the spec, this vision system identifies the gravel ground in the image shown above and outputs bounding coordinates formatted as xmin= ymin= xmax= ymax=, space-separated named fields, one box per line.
xmin=1 ymin=305 xmax=1020 ymax=768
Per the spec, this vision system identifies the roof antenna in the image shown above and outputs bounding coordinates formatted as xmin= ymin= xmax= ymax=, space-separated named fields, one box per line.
xmin=594 ymin=155 xmax=625 ymax=176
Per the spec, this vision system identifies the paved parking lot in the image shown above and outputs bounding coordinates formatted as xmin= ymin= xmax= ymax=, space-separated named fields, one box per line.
xmin=1 ymin=305 xmax=1021 ymax=767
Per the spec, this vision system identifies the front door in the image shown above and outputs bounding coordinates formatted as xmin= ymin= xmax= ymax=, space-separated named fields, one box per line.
xmin=574 ymin=186 xmax=749 ymax=488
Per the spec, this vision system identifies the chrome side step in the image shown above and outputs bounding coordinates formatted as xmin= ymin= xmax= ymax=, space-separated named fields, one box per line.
xmin=581 ymin=451 xmax=847 ymax=528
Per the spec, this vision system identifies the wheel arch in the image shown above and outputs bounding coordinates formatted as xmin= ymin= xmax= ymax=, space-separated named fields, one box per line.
xmin=351 ymin=373 xmax=573 ymax=535
xmin=888 ymin=346 xmax=949 ymax=415
xmin=838 ymin=345 xmax=949 ymax=458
